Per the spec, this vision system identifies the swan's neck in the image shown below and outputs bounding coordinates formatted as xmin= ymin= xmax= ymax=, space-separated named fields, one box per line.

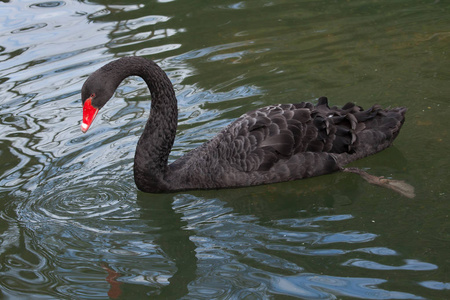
xmin=130 ymin=59 xmax=178 ymax=192
xmin=98 ymin=57 xmax=177 ymax=192
xmin=83 ymin=57 xmax=178 ymax=192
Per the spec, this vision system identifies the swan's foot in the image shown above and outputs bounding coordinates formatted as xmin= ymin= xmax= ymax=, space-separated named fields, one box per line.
xmin=342 ymin=167 xmax=415 ymax=198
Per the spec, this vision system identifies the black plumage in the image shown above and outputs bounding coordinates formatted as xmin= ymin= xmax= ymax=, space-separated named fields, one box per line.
xmin=81 ymin=57 xmax=407 ymax=193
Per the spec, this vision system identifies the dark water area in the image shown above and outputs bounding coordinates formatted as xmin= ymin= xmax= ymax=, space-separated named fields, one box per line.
xmin=0 ymin=0 xmax=449 ymax=299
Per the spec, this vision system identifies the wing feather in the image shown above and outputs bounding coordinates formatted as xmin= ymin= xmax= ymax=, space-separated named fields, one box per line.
xmin=206 ymin=97 xmax=404 ymax=175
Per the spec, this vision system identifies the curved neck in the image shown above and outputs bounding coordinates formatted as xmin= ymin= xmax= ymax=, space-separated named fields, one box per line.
xmin=101 ymin=57 xmax=178 ymax=192
xmin=136 ymin=62 xmax=178 ymax=192
xmin=136 ymin=59 xmax=178 ymax=192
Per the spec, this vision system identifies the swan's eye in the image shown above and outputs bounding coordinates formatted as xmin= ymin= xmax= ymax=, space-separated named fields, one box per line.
xmin=90 ymin=93 xmax=96 ymax=99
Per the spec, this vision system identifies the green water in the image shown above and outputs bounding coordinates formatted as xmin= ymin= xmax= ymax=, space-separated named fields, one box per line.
xmin=0 ymin=0 xmax=449 ymax=298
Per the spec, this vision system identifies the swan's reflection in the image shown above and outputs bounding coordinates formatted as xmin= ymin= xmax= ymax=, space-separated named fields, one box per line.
xmin=101 ymin=193 xmax=197 ymax=299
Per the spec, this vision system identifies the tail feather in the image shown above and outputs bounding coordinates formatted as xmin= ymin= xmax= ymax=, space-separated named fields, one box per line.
xmin=332 ymin=105 xmax=406 ymax=166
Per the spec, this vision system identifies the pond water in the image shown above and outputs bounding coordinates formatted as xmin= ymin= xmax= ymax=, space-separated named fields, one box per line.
xmin=0 ymin=0 xmax=449 ymax=299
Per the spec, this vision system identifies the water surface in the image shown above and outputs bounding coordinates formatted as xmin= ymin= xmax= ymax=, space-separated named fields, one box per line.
xmin=0 ymin=0 xmax=449 ymax=299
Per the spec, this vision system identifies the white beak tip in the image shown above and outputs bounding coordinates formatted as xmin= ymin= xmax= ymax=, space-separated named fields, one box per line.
xmin=81 ymin=122 xmax=89 ymax=133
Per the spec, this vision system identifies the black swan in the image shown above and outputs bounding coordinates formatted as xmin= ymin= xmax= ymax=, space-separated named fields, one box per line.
xmin=81 ymin=56 xmax=414 ymax=197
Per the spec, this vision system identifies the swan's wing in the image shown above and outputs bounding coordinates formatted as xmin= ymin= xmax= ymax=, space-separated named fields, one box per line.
xmin=213 ymin=101 xmax=322 ymax=172
xmin=223 ymin=103 xmax=315 ymax=172
xmin=215 ymin=97 xmax=404 ymax=172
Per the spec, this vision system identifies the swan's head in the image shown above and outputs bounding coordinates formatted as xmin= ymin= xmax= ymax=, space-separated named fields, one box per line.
xmin=80 ymin=67 xmax=117 ymax=133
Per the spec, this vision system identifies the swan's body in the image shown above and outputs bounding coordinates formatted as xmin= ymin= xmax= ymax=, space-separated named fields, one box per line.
xmin=81 ymin=56 xmax=406 ymax=193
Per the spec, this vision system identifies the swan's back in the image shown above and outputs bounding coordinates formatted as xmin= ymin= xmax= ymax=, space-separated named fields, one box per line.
xmin=167 ymin=97 xmax=406 ymax=190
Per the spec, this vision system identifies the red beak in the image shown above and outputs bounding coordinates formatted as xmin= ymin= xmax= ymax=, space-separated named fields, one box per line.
xmin=81 ymin=97 xmax=99 ymax=133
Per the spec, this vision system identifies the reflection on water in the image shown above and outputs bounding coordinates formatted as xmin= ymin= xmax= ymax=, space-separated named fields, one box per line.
xmin=0 ymin=0 xmax=449 ymax=299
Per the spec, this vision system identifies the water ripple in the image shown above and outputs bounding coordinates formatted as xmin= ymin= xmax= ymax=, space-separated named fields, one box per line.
xmin=343 ymin=258 xmax=438 ymax=271
xmin=16 ymin=163 xmax=138 ymax=235
xmin=419 ymin=280 xmax=450 ymax=291
xmin=251 ymin=272 xmax=425 ymax=299
xmin=10 ymin=23 xmax=47 ymax=34
xmin=29 ymin=1 xmax=65 ymax=9
xmin=38 ymin=182 xmax=127 ymax=221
